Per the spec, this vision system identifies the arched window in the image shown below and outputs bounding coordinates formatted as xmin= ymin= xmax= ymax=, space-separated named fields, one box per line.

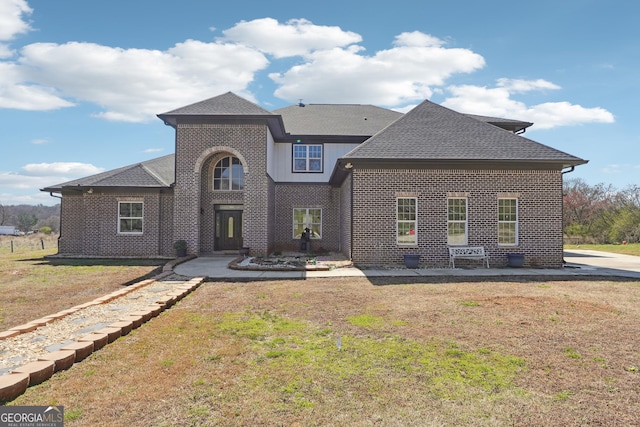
xmin=213 ymin=156 xmax=244 ymax=190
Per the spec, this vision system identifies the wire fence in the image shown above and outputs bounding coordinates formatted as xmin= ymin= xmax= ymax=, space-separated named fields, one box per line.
xmin=0 ymin=235 xmax=59 ymax=255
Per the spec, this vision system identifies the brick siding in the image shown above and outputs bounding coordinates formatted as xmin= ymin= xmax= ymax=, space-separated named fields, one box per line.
xmin=271 ymin=183 xmax=342 ymax=253
xmin=350 ymin=168 xmax=564 ymax=267
xmin=339 ymin=175 xmax=352 ymax=258
xmin=173 ymin=121 xmax=270 ymax=256
xmin=57 ymin=188 xmax=174 ymax=257
xmin=56 ymin=117 xmax=567 ymax=267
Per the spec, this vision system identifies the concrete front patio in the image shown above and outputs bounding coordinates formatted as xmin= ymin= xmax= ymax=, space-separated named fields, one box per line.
xmin=172 ymin=250 xmax=640 ymax=280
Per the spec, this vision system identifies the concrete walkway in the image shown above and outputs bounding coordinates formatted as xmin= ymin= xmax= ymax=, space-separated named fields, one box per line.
xmin=563 ymin=249 xmax=640 ymax=278
xmin=173 ymin=250 xmax=640 ymax=280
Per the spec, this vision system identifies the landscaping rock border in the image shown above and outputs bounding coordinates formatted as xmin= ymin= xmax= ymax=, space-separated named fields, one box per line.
xmin=0 ymin=270 xmax=204 ymax=402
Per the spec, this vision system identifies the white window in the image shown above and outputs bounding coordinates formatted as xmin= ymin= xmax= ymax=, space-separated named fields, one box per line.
xmin=498 ymin=198 xmax=518 ymax=245
xmin=293 ymin=144 xmax=323 ymax=172
xmin=213 ymin=156 xmax=244 ymax=190
xmin=447 ymin=198 xmax=467 ymax=245
xmin=397 ymin=198 xmax=417 ymax=245
xmin=293 ymin=208 xmax=322 ymax=239
xmin=118 ymin=202 xmax=143 ymax=234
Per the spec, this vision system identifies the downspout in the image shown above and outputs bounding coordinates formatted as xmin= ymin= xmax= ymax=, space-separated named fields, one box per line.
xmin=49 ymin=192 xmax=63 ymax=252
xmin=560 ymin=166 xmax=575 ymax=264
xmin=349 ymin=171 xmax=354 ymax=261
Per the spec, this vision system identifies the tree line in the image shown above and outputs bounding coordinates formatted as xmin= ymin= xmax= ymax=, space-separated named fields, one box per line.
xmin=0 ymin=203 xmax=61 ymax=233
xmin=564 ymin=178 xmax=640 ymax=244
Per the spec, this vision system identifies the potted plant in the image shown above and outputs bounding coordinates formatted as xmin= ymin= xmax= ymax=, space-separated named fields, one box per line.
xmin=173 ymin=240 xmax=187 ymax=257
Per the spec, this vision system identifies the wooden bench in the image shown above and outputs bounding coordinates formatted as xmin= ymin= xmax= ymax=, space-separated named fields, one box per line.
xmin=448 ymin=246 xmax=489 ymax=268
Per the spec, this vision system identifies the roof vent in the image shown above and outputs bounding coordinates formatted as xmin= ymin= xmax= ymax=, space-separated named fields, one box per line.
xmin=298 ymin=99 xmax=305 ymax=107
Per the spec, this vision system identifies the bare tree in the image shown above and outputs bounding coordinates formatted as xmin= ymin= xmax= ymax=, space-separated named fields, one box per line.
xmin=563 ymin=178 xmax=617 ymax=243
xmin=564 ymin=179 xmax=640 ymax=244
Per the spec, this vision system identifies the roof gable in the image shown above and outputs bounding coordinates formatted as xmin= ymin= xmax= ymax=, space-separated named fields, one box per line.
xmin=344 ymin=99 xmax=586 ymax=167
xmin=159 ymin=92 xmax=273 ymax=117
xmin=157 ymin=92 xmax=287 ymax=138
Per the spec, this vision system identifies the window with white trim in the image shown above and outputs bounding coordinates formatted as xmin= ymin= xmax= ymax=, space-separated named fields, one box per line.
xmin=397 ymin=197 xmax=417 ymax=245
xmin=498 ymin=198 xmax=518 ymax=245
xmin=447 ymin=198 xmax=467 ymax=245
xmin=292 ymin=144 xmax=323 ymax=172
xmin=118 ymin=202 xmax=143 ymax=234
xmin=293 ymin=208 xmax=322 ymax=239
xmin=213 ymin=156 xmax=244 ymax=190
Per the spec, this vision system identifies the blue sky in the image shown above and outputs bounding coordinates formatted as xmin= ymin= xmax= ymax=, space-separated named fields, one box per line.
xmin=0 ymin=0 xmax=635 ymax=205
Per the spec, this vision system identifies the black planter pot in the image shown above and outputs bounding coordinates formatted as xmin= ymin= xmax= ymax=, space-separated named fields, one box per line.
xmin=507 ymin=253 xmax=525 ymax=267
xmin=403 ymin=254 xmax=421 ymax=268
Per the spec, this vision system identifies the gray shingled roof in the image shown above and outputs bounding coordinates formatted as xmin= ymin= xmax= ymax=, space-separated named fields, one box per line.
xmin=157 ymin=92 xmax=286 ymax=136
xmin=42 ymin=154 xmax=175 ymax=192
xmin=463 ymin=113 xmax=533 ymax=133
xmin=160 ymin=92 xmax=272 ymax=116
xmin=43 ymin=95 xmax=587 ymax=194
xmin=344 ymin=99 xmax=586 ymax=167
xmin=273 ymin=104 xmax=403 ymax=136
xmin=159 ymin=92 xmax=273 ymax=117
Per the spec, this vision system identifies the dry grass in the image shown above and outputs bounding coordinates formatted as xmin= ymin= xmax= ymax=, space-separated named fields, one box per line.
xmin=0 ymin=234 xmax=164 ymax=330
xmin=6 ymin=274 xmax=640 ymax=426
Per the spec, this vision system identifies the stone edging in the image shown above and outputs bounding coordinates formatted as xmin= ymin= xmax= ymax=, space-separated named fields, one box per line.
xmin=0 ymin=266 xmax=204 ymax=402
xmin=228 ymin=257 xmax=331 ymax=272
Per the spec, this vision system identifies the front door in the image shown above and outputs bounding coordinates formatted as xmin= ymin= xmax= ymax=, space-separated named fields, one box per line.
xmin=216 ymin=210 xmax=243 ymax=250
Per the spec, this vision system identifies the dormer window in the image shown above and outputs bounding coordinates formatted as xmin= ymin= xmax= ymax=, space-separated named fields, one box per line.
xmin=293 ymin=144 xmax=323 ymax=173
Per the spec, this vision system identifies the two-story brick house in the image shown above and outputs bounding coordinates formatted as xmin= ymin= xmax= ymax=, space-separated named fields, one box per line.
xmin=43 ymin=91 xmax=587 ymax=267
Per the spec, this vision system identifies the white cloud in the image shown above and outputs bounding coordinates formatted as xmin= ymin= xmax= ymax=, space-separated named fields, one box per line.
xmin=220 ymin=18 xmax=362 ymax=58
xmin=0 ymin=62 xmax=74 ymax=109
xmin=271 ymin=31 xmax=485 ymax=106
xmin=0 ymin=14 xmax=614 ymax=131
xmin=442 ymin=80 xmax=614 ymax=129
xmin=602 ymin=164 xmax=640 ymax=176
xmin=0 ymin=44 xmax=13 ymax=58
xmin=3 ymin=18 xmax=487 ymax=119
xmin=21 ymin=162 xmax=104 ymax=177
xmin=14 ymin=40 xmax=269 ymax=122
xmin=0 ymin=0 xmax=32 ymax=41
xmin=602 ymin=164 xmax=622 ymax=174
xmin=0 ymin=0 xmax=32 ymax=59
xmin=0 ymin=171 xmax=72 ymax=200
xmin=0 ymin=171 xmax=49 ymax=189
xmin=0 ymin=162 xmax=104 ymax=204
xmin=0 ymin=189 xmax=56 ymax=205
xmin=496 ymin=78 xmax=561 ymax=93
xmin=393 ymin=31 xmax=446 ymax=48
xmin=525 ymin=102 xmax=614 ymax=129
xmin=144 ymin=148 xmax=164 ymax=153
